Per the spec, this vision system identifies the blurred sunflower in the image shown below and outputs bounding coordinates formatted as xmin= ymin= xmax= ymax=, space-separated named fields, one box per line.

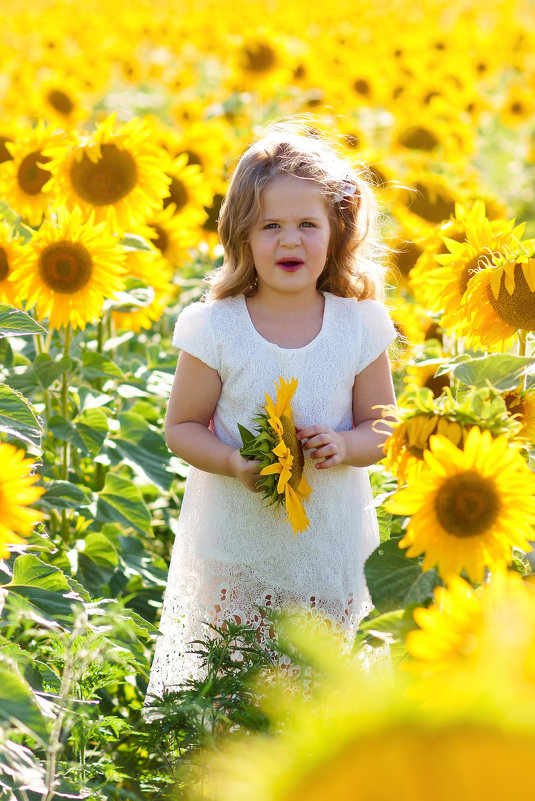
xmin=402 ymin=359 xmax=451 ymax=400
xmin=143 ymin=205 xmax=196 ymax=268
xmin=239 ymin=377 xmax=312 ymax=535
xmin=392 ymin=172 xmax=459 ymax=236
xmin=31 ymin=75 xmax=89 ymax=129
xmin=385 ymin=427 xmax=535 ymax=582
xmin=0 ymin=120 xmax=61 ymax=226
xmin=44 ymin=115 xmax=171 ymax=231
xmin=502 ymin=386 xmax=535 ymax=443
xmin=500 ymin=83 xmax=534 ymax=128
xmin=406 ymin=575 xmax=483 ymax=676
xmin=112 ymin=251 xmax=176 ymax=333
xmin=0 ymin=441 xmax=44 ymax=558
xmin=385 ymin=234 xmax=425 ymax=288
xmin=463 ymin=251 xmax=535 ymax=350
xmin=0 ymin=224 xmax=26 ymax=307
xmin=162 ymin=153 xmax=212 ymax=228
xmin=428 ymin=213 xmax=528 ymax=334
xmin=388 ymin=296 xmax=427 ymax=369
xmin=199 ymin=613 xmax=535 ymax=801
xmin=10 ymin=208 xmax=125 ymax=330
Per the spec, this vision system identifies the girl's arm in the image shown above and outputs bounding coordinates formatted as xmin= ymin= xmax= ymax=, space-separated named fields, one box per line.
xmin=165 ymin=351 xmax=262 ymax=491
xmin=297 ymin=350 xmax=396 ymax=469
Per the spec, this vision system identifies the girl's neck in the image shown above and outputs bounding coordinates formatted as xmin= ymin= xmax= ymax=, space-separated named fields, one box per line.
xmin=245 ymin=290 xmax=326 ymax=349
xmin=250 ymin=285 xmax=324 ymax=316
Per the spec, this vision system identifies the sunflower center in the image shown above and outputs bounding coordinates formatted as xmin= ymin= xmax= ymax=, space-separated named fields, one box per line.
xmin=280 ymin=414 xmax=304 ymax=491
xmin=0 ymin=248 xmax=9 ymax=281
xmin=163 ymin=176 xmax=188 ymax=211
xmin=150 ymin=224 xmax=169 ymax=255
xmin=503 ymin=391 xmax=525 ymax=420
xmin=203 ymin=193 xmax=224 ymax=233
xmin=353 ymin=78 xmax=371 ymax=97
xmin=242 ymin=42 xmax=276 ymax=73
xmin=70 ymin=144 xmax=138 ymax=206
xmin=434 ymin=470 xmax=500 ymax=537
xmin=394 ymin=240 xmax=423 ymax=276
xmin=47 ymin=89 xmax=75 ymax=115
xmin=0 ymin=136 xmax=13 ymax=164
xmin=38 ymin=241 xmax=93 ymax=293
xmin=183 ymin=149 xmax=203 ymax=167
xmin=410 ymin=182 xmax=456 ymax=223
xmin=398 ymin=126 xmax=439 ymax=151
xmin=486 ymin=263 xmax=535 ymax=331
xmin=17 ymin=150 xmax=51 ymax=195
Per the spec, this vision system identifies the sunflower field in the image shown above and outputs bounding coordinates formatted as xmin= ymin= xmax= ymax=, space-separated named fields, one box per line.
xmin=1 ymin=0 xmax=535 ymax=797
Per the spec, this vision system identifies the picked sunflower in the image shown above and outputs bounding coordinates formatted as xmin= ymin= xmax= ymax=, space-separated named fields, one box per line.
xmin=10 ymin=208 xmax=126 ymax=331
xmin=0 ymin=441 xmax=44 ymax=558
xmin=239 ymin=377 xmax=312 ymax=535
xmin=385 ymin=427 xmax=535 ymax=583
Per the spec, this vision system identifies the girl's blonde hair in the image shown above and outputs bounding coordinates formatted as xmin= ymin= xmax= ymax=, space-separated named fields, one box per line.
xmin=207 ymin=121 xmax=386 ymax=301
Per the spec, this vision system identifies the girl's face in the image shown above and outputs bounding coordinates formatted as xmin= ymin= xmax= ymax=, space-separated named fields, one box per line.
xmin=248 ymin=174 xmax=331 ymax=302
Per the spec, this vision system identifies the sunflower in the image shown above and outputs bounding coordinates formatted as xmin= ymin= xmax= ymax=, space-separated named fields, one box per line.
xmin=0 ymin=223 xmax=27 ymax=307
xmin=162 ymin=153 xmax=212 ymax=228
xmin=406 ymin=575 xmax=483 ymax=675
xmin=142 ymin=205 xmax=196 ymax=268
xmin=0 ymin=441 xmax=44 ymax=558
xmin=388 ymin=296 xmax=427 ymax=369
xmin=402 ymin=360 xmax=451 ymax=400
xmin=392 ymin=172 xmax=460 ymax=236
xmin=239 ymin=377 xmax=312 ymax=535
xmin=385 ymin=427 xmax=535 ymax=582
xmin=0 ymin=120 xmax=61 ymax=226
xmin=111 ymin=251 xmax=176 ymax=333
xmin=500 ymin=83 xmax=534 ymax=128
xmin=502 ymin=386 xmax=535 ymax=444
xmin=44 ymin=114 xmax=172 ymax=232
xmin=463 ymin=252 xmax=535 ymax=350
xmin=408 ymin=201 xmax=482 ymax=307
xmin=427 ymin=213 xmax=528 ymax=334
xmin=10 ymin=208 xmax=126 ymax=330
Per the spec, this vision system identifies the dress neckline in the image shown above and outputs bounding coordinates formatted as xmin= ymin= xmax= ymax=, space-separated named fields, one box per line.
xmin=240 ymin=292 xmax=330 ymax=352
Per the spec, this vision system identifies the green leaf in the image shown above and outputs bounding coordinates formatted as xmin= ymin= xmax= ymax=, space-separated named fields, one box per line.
xmin=96 ymin=472 xmax=152 ymax=534
xmin=452 ymin=354 xmax=534 ymax=391
xmin=120 ymin=233 xmax=155 ymax=252
xmin=3 ymin=585 xmax=82 ymax=627
xmin=77 ymin=532 xmax=119 ymax=594
xmin=0 ymin=337 xmax=13 ymax=367
xmin=0 ymin=669 xmax=48 ymax=742
xmin=0 ymin=303 xmax=47 ymax=338
xmin=7 ymin=554 xmax=72 ymax=593
xmin=81 ymin=351 xmax=126 ymax=381
xmin=75 ymin=407 xmax=109 ymax=456
xmin=364 ymin=537 xmax=442 ymax=613
xmin=31 ymin=353 xmax=73 ymax=389
xmin=39 ymin=480 xmax=92 ymax=510
xmin=111 ymin=411 xmax=173 ymax=491
xmin=238 ymin=422 xmax=256 ymax=450
xmin=359 ymin=607 xmax=418 ymax=642
xmin=0 ymin=383 xmax=42 ymax=448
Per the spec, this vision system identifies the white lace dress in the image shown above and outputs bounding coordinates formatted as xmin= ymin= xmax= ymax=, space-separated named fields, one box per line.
xmin=146 ymin=292 xmax=396 ymax=697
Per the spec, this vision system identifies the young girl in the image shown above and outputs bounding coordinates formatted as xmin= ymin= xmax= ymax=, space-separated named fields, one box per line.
xmin=146 ymin=123 xmax=397 ymax=699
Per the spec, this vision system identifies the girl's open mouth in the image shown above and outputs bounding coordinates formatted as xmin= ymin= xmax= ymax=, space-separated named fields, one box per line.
xmin=277 ymin=259 xmax=303 ymax=272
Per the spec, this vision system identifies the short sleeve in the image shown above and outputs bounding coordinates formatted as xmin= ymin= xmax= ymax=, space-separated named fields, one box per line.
xmin=171 ymin=302 xmax=219 ymax=370
xmin=356 ymin=300 xmax=397 ymax=373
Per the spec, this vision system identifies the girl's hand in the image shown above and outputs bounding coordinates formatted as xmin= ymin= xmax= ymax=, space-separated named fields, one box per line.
xmin=297 ymin=425 xmax=347 ymax=469
xmin=228 ymin=449 xmax=263 ymax=492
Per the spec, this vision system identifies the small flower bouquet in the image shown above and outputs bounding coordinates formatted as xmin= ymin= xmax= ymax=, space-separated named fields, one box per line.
xmin=238 ymin=376 xmax=312 ymax=535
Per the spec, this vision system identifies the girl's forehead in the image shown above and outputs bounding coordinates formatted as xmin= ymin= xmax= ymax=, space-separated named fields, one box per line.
xmin=260 ymin=174 xmax=326 ymax=205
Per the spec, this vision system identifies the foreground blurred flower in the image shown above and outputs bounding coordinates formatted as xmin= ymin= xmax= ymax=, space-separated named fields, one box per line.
xmin=502 ymin=385 xmax=535 ymax=443
xmin=10 ymin=208 xmax=125 ymax=330
xmin=385 ymin=427 xmax=535 ymax=582
xmin=239 ymin=377 xmax=311 ymax=535
xmin=195 ymin=614 xmax=535 ymax=801
xmin=0 ymin=442 xmax=43 ymax=558
xmin=44 ymin=114 xmax=171 ymax=231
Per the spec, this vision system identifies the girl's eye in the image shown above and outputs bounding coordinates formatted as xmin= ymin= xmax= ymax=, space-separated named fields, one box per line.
xmin=264 ymin=223 xmax=279 ymax=229
xmin=300 ymin=221 xmax=315 ymax=228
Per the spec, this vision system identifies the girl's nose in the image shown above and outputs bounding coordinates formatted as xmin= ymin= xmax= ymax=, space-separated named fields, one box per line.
xmin=280 ymin=230 xmax=301 ymax=247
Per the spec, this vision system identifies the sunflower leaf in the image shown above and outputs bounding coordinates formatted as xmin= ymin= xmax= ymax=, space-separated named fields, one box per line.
xmin=0 ymin=303 xmax=47 ymax=338
xmin=451 ymin=354 xmax=534 ymax=391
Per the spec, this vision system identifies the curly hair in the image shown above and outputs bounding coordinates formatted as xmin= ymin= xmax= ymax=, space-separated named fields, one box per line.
xmin=207 ymin=121 xmax=386 ymax=301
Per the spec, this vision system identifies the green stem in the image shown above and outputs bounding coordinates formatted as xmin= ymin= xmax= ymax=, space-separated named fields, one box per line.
xmin=61 ymin=324 xmax=72 ymax=539
xmin=518 ymin=330 xmax=528 ymax=390
xmin=95 ymin=316 xmax=105 ymax=491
